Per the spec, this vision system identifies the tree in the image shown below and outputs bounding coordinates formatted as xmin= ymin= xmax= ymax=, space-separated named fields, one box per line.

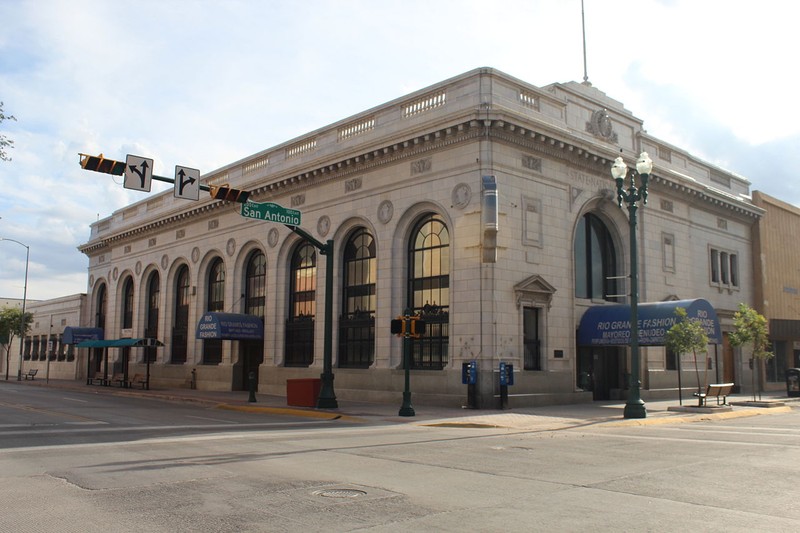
xmin=665 ymin=307 xmax=710 ymax=398
xmin=0 ymin=307 xmax=33 ymax=380
xmin=1 ymin=101 xmax=16 ymax=162
xmin=729 ymin=303 xmax=772 ymax=401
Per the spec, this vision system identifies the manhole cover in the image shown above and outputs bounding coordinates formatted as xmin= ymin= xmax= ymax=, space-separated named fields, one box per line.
xmin=312 ymin=488 xmax=367 ymax=498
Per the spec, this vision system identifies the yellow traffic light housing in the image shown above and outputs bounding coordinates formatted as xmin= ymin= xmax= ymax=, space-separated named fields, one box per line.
xmin=209 ymin=184 xmax=251 ymax=203
xmin=79 ymin=153 xmax=125 ymax=175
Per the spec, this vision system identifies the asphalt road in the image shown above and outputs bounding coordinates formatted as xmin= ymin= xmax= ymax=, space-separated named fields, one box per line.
xmin=1 ymin=382 xmax=798 ymax=532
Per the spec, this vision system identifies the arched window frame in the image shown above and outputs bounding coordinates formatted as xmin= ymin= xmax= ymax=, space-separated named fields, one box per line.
xmin=339 ymin=227 xmax=376 ymax=368
xmin=574 ymin=212 xmax=619 ymax=301
xmin=285 ymin=242 xmax=316 ymax=367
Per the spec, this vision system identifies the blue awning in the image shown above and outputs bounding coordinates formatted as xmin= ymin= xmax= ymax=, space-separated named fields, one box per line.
xmin=75 ymin=338 xmax=163 ymax=348
xmin=577 ymin=298 xmax=721 ymax=347
xmin=196 ymin=312 xmax=264 ymax=340
xmin=63 ymin=327 xmax=104 ymax=345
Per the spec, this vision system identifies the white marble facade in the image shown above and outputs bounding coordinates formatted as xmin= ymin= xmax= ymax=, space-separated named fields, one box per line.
xmin=75 ymin=68 xmax=761 ymax=407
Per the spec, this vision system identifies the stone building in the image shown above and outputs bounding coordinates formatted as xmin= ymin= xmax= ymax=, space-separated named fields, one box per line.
xmin=73 ymin=68 xmax=761 ymax=407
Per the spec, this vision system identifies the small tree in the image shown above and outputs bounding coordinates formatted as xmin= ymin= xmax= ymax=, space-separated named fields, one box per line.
xmin=729 ymin=303 xmax=772 ymax=401
xmin=0 ymin=101 xmax=16 ymax=162
xmin=0 ymin=307 xmax=33 ymax=380
xmin=665 ymin=307 xmax=710 ymax=398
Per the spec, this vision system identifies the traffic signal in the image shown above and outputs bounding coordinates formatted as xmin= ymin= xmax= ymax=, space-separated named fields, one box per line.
xmin=410 ymin=318 xmax=426 ymax=337
xmin=209 ymin=184 xmax=251 ymax=203
xmin=391 ymin=318 xmax=405 ymax=335
xmin=79 ymin=153 xmax=125 ymax=175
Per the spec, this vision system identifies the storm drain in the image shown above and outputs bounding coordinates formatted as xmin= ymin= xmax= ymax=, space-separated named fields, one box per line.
xmin=312 ymin=488 xmax=367 ymax=499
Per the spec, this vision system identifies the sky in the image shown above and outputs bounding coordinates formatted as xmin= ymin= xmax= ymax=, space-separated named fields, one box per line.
xmin=1 ymin=0 xmax=799 ymax=302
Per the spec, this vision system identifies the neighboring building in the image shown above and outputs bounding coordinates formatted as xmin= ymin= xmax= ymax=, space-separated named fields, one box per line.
xmin=753 ymin=191 xmax=800 ymax=391
xmin=72 ymin=68 xmax=761 ymax=407
xmin=3 ymin=294 xmax=87 ymax=380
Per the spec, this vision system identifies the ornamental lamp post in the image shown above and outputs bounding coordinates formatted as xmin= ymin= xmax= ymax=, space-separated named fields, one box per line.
xmin=0 ymin=237 xmax=30 ymax=381
xmin=610 ymin=151 xmax=653 ymax=419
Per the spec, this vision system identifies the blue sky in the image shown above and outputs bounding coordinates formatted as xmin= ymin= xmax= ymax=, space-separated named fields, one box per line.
xmin=2 ymin=0 xmax=799 ymax=300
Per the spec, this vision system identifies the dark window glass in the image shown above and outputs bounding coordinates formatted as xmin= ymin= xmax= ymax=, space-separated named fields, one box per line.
xmin=172 ymin=265 xmax=190 ymax=364
xmin=122 ymin=277 xmax=134 ymax=329
xmin=523 ymin=307 xmax=541 ymax=370
xmin=286 ymin=243 xmax=316 ymax=367
xmin=245 ymin=251 xmax=266 ymax=319
xmin=574 ymin=213 xmax=618 ymax=301
xmin=204 ymin=258 xmax=225 ymax=365
xmin=144 ymin=272 xmax=160 ymax=363
xmin=339 ymin=228 xmax=376 ymax=368
xmin=408 ymin=214 xmax=449 ymax=370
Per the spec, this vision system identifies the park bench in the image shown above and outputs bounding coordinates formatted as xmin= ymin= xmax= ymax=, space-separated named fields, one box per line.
xmin=23 ymin=369 xmax=38 ymax=380
xmin=112 ymin=373 xmax=129 ymax=387
xmin=89 ymin=371 xmax=106 ymax=385
xmin=131 ymin=373 xmax=148 ymax=389
xmin=693 ymin=382 xmax=734 ymax=407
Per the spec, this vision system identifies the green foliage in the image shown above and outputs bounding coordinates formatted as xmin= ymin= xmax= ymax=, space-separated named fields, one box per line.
xmin=1 ymin=101 xmax=16 ymax=162
xmin=0 ymin=307 xmax=33 ymax=345
xmin=665 ymin=307 xmax=710 ymax=391
xmin=665 ymin=307 xmax=709 ymax=357
xmin=729 ymin=303 xmax=772 ymax=360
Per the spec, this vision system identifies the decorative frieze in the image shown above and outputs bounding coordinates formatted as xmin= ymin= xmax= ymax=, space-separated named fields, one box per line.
xmin=411 ymin=157 xmax=432 ymax=175
xmin=345 ymin=177 xmax=362 ymax=193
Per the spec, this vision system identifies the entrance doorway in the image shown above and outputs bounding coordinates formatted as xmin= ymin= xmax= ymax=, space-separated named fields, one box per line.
xmin=722 ymin=333 xmax=736 ymax=391
xmin=238 ymin=339 xmax=264 ymax=391
xmin=577 ymin=346 xmax=625 ymax=401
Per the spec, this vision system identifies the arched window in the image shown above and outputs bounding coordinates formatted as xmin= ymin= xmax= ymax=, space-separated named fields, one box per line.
xmin=92 ymin=283 xmax=107 ymax=372
xmin=172 ymin=265 xmax=190 ymax=364
xmin=339 ymin=228 xmax=376 ymax=368
xmin=244 ymin=251 xmax=266 ymax=319
xmin=204 ymin=258 xmax=225 ymax=365
xmin=285 ymin=243 xmax=315 ymax=367
xmin=121 ymin=277 xmax=134 ymax=330
xmin=574 ymin=213 xmax=618 ymax=301
xmin=408 ymin=214 xmax=450 ymax=369
xmin=145 ymin=271 xmax=160 ymax=363
xmin=240 ymin=251 xmax=266 ymax=390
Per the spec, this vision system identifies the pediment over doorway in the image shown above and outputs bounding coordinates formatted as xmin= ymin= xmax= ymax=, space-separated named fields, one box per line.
xmin=514 ymin=274 xmax=556 ymax=309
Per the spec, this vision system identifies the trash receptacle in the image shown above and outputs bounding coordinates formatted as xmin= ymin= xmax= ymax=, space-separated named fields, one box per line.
xmin=787 ymin=368 xmax=800 ymax=397
xmin=287 ymin=378 xmax=322 ymax=407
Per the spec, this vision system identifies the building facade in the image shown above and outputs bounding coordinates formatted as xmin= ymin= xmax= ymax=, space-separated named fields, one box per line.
xmin=753 ymin=191 xmax=800 ymax=391
xmin=72 ymin=68 xmax=761 ymax=407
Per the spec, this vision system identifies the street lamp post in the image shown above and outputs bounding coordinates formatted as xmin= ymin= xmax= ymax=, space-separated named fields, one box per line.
xmin=610 ymin=152 xmax=653 ymax=419
xmin=0 ymin=237 xmax=29 ymax=381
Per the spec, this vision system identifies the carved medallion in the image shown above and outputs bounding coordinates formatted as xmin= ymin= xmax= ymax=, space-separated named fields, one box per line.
xmin=268 ymin=228 xmax=279 ymax=248
xmin=378 ymin=200 xmax=393 ymax=224
xmin=226 ymin=238 xmax=236 ymax=257
xmin=317 ymin=215 xmax=331 ymax=237
xmin=191 ymin=247 xmax=200 ymax=264
xmin=452 ymin=183 xmax=471 ymax=209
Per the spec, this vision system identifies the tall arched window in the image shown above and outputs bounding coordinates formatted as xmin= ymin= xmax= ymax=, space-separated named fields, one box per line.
xmin=339 ymin=228 xmax=376 ymax=368
xmin=408 ymin=213 xmax=450 ymax=369
xmin=240 ymin=250 xmax=266 ymax=390
xmin=245 ymin=251 xmax=266 ymax=319
xmin=145 ymin=271 xmax=160 ymax=363
xmin=172 ymin=265 xmax=190 ymax=364
xmin=204 ymin=258 xmax=225 ymax=365
xmin=574 ymin=213 xmax=618 ymax=301
xmin=91 ymin=283 xmax=107 ymax=371
xmin=285 ymin=243 xmax=315 ymax=367
xmin=121 ymin=277 xmax=134 ymax=330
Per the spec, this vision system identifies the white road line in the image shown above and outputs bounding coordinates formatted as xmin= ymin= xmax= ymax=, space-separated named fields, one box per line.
xmin=61 ymin=396 xmax=89 ymax=403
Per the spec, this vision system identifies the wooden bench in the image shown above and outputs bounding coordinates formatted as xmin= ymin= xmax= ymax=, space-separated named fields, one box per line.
xmin=112 ymin=373 xmax=129 ymax=387
xmin=131 ymin=373 xmax=148 ymax=389
xmin=89 ymin=371 xmax=107 ymax=385
xmin=693 ymin=383 xmax=734 ymax=407
xmin=23 ymin=368 xmax=38 ymax=380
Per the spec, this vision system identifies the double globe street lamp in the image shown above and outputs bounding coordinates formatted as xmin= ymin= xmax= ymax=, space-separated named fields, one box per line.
xmin=0 ymin=237 xmax=30 ymax=381
xmin=610 ymin=152 xmax=653 ymax=419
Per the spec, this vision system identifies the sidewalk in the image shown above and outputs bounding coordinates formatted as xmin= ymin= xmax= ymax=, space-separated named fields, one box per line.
xmin=9 ymin=378 xmax=797 ymax=430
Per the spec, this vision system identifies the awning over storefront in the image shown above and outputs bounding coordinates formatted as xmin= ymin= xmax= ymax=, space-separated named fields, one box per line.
xmin=577 ymin=298 xmax=721 ymax=347
xmin=195 ymin=312 xmax=264 ymax=340
xmin=62 ymin=327 xmax=104 ymax=345
xmin=75 ymin=338 xmax=164 ymax=348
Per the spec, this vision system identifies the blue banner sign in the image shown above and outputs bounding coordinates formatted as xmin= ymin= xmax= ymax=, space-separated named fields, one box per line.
xmin=196 ymin=312 xmax=264 ymax=340
xmin=62 ymin=327 xmax=104 ymax=345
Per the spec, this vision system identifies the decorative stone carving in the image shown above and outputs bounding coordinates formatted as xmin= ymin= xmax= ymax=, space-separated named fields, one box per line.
xmin=268 ymin=228 xmax=279 ymax=248
xmin=586 ymin=108 xmax=618 ymax=143
xmin=378 ymin=200 xmax=393 ymax=224
xmin=135 ymin=261 xmax=142 ymax=275
xmin=191 ymin=247 xmax=200 ymax=264
xmin=162 ymin=254 xmax=170 ymax=269
xmin=411 ymin=157 xmax=432 ymax=175
xmin=452 ymin=183 xmax=471 ymax=209
xmin=317 ymin=215 xmax=331 ymax=237
xmin=226 ymin=238 xmax=236 ymax=257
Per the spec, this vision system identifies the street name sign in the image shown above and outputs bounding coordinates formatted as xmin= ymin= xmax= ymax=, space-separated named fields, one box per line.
xmin=240 ymin=201 xmax=301 ymax=226
xmin=124 ymin=154 xmax=154 ymax=192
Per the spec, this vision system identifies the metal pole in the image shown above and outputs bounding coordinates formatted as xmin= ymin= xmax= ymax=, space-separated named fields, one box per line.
xmin=316 ymin=239 xmax=338 ymax=408
xmin=16 ymin=243 xmax=29 ymax=381
xmin=399 ymin=311 xmax=415 ymax=417
xmin=624 ymin=196 xmax=646 ymax=418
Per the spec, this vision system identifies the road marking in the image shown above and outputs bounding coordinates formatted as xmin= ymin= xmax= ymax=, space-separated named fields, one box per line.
xmin=186 ymin=415 xmax=237 ymax=424
xmin=61 ymin=396 xmax=89 ymax=403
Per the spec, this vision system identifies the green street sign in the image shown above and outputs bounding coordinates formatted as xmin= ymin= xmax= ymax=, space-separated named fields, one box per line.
xmin=240 ymin=201 xmax=301 ymax=226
